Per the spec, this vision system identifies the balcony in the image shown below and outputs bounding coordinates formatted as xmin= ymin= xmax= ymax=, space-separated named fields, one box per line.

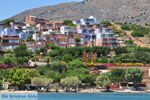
xmin=110 ymin=40 xmax=118 ymax=43
xmin=1 ymin=43 xmax=21 ymax=46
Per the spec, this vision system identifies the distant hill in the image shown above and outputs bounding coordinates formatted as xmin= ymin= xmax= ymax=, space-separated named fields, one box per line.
xmin=11 ymin=0 xmax=150 ymax=24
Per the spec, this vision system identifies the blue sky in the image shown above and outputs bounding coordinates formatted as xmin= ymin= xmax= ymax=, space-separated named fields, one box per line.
xmin=0 ymin=0 xmax=82 ymax=21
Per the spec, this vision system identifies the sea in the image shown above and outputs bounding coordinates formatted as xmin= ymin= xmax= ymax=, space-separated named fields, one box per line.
xmin=0 ymin=92 xmax=150 ymax=100
xmin=38 ymin=92 xmax=150 ymax=100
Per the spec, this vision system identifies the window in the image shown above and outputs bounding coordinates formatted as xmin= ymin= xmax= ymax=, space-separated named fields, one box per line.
xmin=9 ymin=40 xmax=19 ymax=43
xmin=69 ymin=40 xmax=75 ymax=44
xmin=50 ymin=37 xmax=57 ymax=40
xmin=58 ymin=41 xmax=66 ymax=44
xmin=3 ymin=40 xmax=9 ymax=43
xmin=80 ymin=39 xmax=84 ymax=44
xmin=9 ymin=29 xmax=13 ymax=32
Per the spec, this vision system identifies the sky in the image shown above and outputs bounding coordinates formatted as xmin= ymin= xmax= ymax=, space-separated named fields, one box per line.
xmin=0 ymin=0 xmax=82 ymax=21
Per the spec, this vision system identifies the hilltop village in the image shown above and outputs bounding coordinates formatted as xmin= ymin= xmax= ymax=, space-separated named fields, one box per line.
xmin=0 ymin=16 xmax=150 ymax=92
xmin=0 ymin=16 xmax=125 ymax=51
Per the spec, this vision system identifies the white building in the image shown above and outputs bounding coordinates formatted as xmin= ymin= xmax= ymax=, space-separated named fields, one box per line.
xmin=19 ymin=32 xmax=31 ymax=40
xmin=95 ymin=27 xmax=119 ymax=48
xmin=73 ymin=16 xmax=99 ymax=25
xmin=60 ymin=26 xmax=76 ymax=34
xmin=33 ymin=33 xmax=45 ymax=41
xmin=0 ymin=28 xmax=18 ymax=37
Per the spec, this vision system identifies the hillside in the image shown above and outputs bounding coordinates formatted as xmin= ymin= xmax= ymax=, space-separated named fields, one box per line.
xmin=110 ymin=22 xmax=150 ymax=47
xmin=11 ymin=0 xmax=150 ymax=24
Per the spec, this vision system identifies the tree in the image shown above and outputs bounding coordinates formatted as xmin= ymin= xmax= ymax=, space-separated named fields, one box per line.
xmin=48 ymin=46 xmax=110 ymax=60
xmin=35 ymin=49 xmax=41 ymax=55
xmin=0 ymin=51 xmax=4 ymax=56
xmin=147 ymin=32 xmax=150 ymax=39
xmin=62 ymin=54 xmax=73 ymax=63
xmin=135 ymin=52 xmax=150 ymax=64
xmin=101 ymin=21 xmax=111 ymax=26
xmin=67 ymin=68 xmax=95 ymax=84
xmin=60 ymin=76 xmax=81 ymax=92
xmin=110 ymin=68 xmax=126 ymax=85
xmin=125 ymin=68 xmax=144 ymax=90
xmin=98 ymin=57 xmax=108 ymax=63
xmin=26 ymin=37 xmax=35 ymax=42
xmin=47 ymin=43 xmax=60 ymax=50
xmin=40 ymin=47 xmax=48 ymax=55
xmin=64 ymin=20 xmax=72 ymax=25
xmin=31 ymin=77 xmax=53 ymax=87
xmin=0 ymin=69 xmax=4 ymax=82
xmin=121 ymin=24 xmax=130 ymax=30
xmin=14 ymin=44 xmax=32 ymax=58
xmin=3 ymin=19 xmax=15 ymax=25
xmin=31 ymin=77 xmax=53 ymax=91
xmin=75 ymin=38 xmax=81 ymax=47
xmin=114 ymin=53 xmax=137 ymax=63
xmin=91 ymin=46 xmax=110 ymax=57
xmin=63 ymin=20 xmax=76 ymax=27
xmin=49 ymin=61 xmax=68 ymax=73
xmin=131 ymin=32 xmax=144 ymax=37
xmin=37 ymin=62 xmax=68 ymax=83
xmin=3 ymin=57 xmax=16 ymax=65
xmin=5 ymin=69 xmax=31 ymax=85
xmin=16 ymin=57 xmax=29 ymax=66
xmin=124 ymin=40 xmax=134 ymax=45
xmin=3 ymin=69 xmax=40 ymax=86
xmin=14 ymin=44 xmax=32 ymax=66
xmin=69 ymin=59 xmax=87 ymax=69
xmin=96 ymin=73 xmax=112 ymax=92
xmin=28 ymin=69 xmax=41 ymax=78
xmin=113 ymin=46 xmax=128 ymax=55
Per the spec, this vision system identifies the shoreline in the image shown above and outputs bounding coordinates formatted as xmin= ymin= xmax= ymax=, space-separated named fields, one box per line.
xmin=0 ymin=89 xmax=150 ymax=94
xmin=0 ymin=90 xmax=38 ymax=94
xmin=79 ymin=88 xmax=150 ymax=94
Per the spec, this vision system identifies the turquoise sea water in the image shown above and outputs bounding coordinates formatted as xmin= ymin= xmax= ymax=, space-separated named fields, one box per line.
xmin=38 ymin=93 xmax=150 ymax=100
xmin=0 ymin=93 xmax=150 ymax=100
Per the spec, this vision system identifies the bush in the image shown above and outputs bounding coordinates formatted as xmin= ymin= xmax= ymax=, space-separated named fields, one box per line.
xmin=131 ymin=32 xmax=144 ymax=37
xmin=31 ymin=77 xmax=53 ymax=86
xmin=110 ymin=68 xmax=126 ymax=84
xmin=62 ymin=54 xmax=73 ymax=62
xmin=60 ymin=76 xmax=81 ymax=91
xmin=121 ymin=25 xmax=130 ymax=30
xmin=69 ymin=59 xmax=87 ymax=69
xmin=125 ymin=68 xmax=143 ymax=90
xmin=47 ymin=43 xmax=60 ymax=50
xmin=63 ymin=20 xmax=76 ymax=27
xmin=124 ymin=40 xmax=134 ymax=44
xmin=3 ymin=19 xmax=15 ymax=25
xmin=101 ymin=21 xmax=111 ymax=26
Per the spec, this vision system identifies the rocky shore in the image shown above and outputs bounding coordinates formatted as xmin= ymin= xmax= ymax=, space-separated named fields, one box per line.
xmin=0 ymin=89 xmax=150 ymax=94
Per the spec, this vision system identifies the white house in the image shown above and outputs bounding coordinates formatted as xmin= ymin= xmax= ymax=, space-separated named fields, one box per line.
xmin=0 ymin=28 xmax=18 ymax=37
xmin=73 ymin=16 xmax=99 ymax=25
xmin=19 ymin=32 xmax=31 ymax=40
xmin=60 ymin=26 xmax=76 ymax=34
xmin=32 ymin=33 xmax=45 ymax=41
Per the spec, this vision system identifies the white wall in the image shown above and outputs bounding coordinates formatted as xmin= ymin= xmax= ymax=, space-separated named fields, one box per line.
xmin=0 ymin=28 xmax=18 ymax=36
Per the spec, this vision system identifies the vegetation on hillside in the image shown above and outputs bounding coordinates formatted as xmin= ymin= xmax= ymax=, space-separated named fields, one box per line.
xmin=0 ymin=43 xmax=148 ymax=91
xmin=120 ymin=23 xmax=150 ymax=37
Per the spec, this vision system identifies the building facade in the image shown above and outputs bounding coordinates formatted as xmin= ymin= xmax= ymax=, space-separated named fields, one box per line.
xmin=0 ymin=36 xmax=21 ymax=51
xmin=0 ymin=28 xmax=18 ymax=37
xmin=96 ymin=27 xmax=119 ymax=48
xmin=26 ymin=16 xmax=49 ymax=25
xmin=45 ymin=33 xmax=86 ymax=47
xmin=60 ymin=26 xmax=76 ymax=34
xmin=73 ymin=16 xmax=98 ymax=25
xmin=24 ymin=41 xmax=46 ymax=52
